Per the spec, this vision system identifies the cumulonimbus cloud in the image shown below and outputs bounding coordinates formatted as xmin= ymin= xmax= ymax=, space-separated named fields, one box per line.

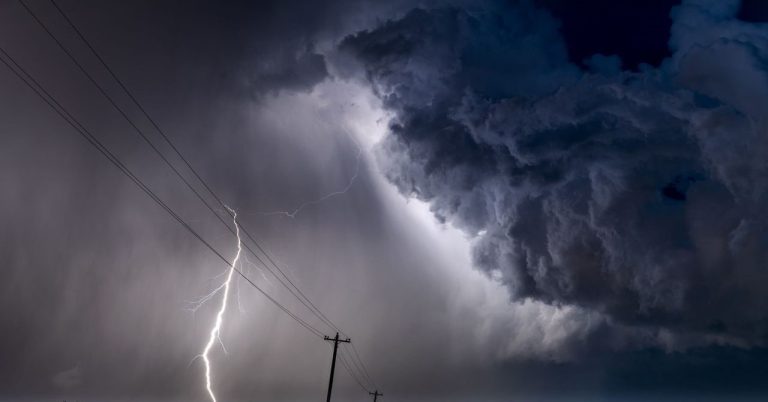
xmin=335 ymin=0 xmax=768 ymax=348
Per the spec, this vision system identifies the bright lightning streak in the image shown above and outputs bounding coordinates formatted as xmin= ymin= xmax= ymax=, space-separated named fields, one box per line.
xmin=261 ymin=135 xmax=362 ymax=219
xmin=199 ymin=206 xmax=243 ymax=402
xmin=235 ymin=253 xmax=275 ymax=314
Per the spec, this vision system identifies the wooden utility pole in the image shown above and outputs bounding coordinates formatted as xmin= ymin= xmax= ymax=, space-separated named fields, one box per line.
xmin=369 ymin=390 xmax=383 ymax=402
xmin=324 ymin=332 xmax=351 ymax=402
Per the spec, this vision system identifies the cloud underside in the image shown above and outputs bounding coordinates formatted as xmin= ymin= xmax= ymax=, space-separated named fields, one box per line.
xmin=337 ymin=0 xmax=768 ymax=350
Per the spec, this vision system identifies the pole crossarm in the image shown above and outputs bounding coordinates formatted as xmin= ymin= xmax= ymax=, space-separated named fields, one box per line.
xmin=324 ymin=334 xmax=352 ymax=344
xmin=324 ymin=332 xmax=351 ymax=402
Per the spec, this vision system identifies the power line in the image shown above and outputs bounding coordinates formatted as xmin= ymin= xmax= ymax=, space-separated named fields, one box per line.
xmin=26 ymin=0 xmax=346 ymax=338
xmin=349 ymin=341 xmax=378 ymax=390
xmin=339 ymin=348 xmax=371 ymax=393
xmin=0 ymin=44 xmax=325 ymax=340
xmin=342 ymin=344 xmax=374 ymax=390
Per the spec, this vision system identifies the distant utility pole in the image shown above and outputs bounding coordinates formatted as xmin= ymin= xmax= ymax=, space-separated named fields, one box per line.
xmin=369 ymin=390 xmax=383 ymax=402
xmin=324 ymin=332 xmax=351 ymax=402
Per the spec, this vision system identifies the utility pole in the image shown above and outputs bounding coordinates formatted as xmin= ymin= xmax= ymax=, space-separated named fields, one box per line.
xmin=369 ymin=390 xmax=383 ymax=402
xmin=324 ymin=332 xmax=351 ymax=402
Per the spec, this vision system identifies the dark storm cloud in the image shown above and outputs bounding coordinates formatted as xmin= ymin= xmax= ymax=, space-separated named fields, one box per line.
xmin=336 ymin=0 xmax=768 ymax=346
xmin=536 ymin=0 xmax=681 ymax=69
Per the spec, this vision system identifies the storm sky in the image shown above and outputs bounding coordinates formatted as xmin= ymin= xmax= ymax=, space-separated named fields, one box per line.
xmin=3 ymin=0 xmax=768 ymax=401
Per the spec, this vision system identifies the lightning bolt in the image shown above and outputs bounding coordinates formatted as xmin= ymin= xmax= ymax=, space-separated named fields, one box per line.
xmin=261 ymin=133 xmax=362 ymax=219
xmin=199 ymin=206 xmax=243 ymax=402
